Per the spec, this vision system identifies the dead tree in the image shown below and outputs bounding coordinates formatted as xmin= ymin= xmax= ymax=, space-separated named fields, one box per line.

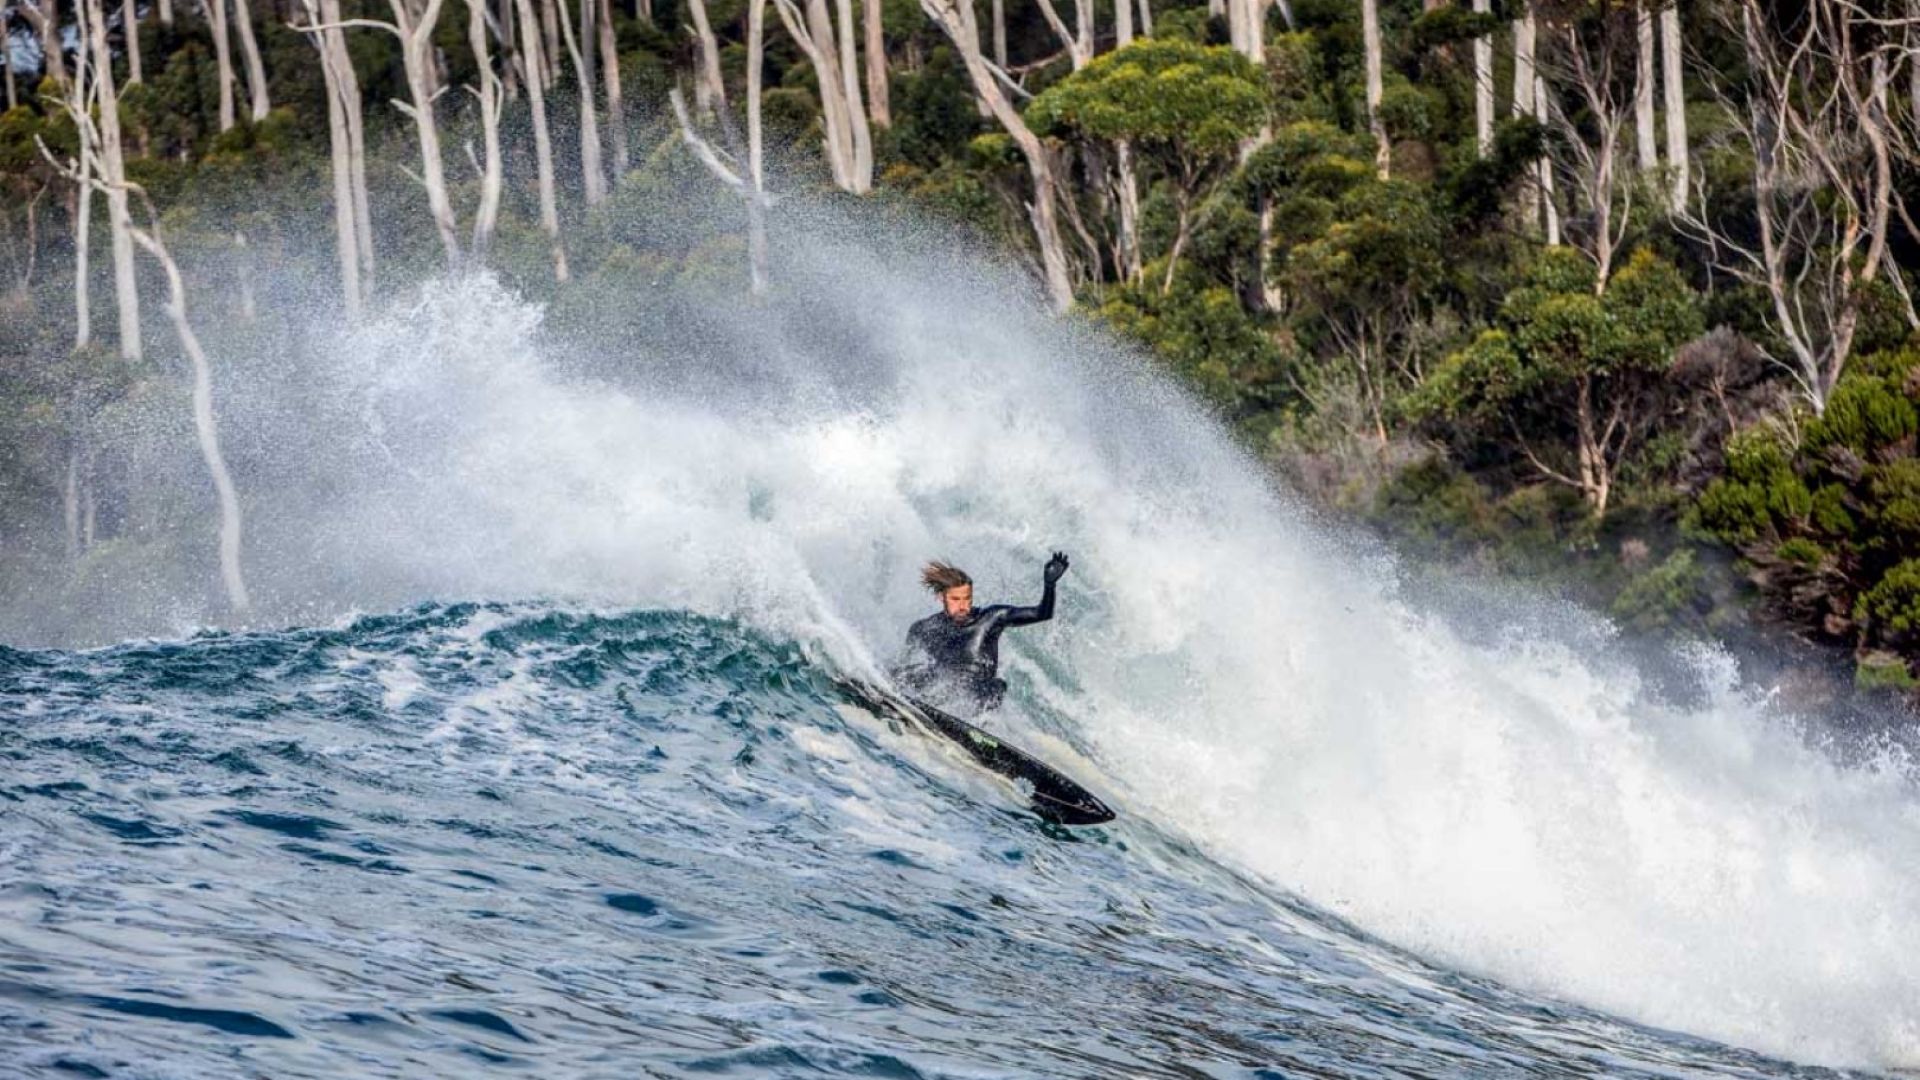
xmin=1659 ymin=0 xmax=1686 ymax=206
xmin=232 ymin=0 xmax=271 ymax=120
xmin=1473 ymin=0 xmax=1492 ymax=156
xmin=81 ymin=0 xmax=142 ymax=359
xmin=1363 ymin=0 xmax=1387 ymax=175
xmin=864 ymin=0 xmax=888 ymax=128
xmin=596 ymin=0 xmax=628 ymax=174
xmin=467 ymin=0 xmax=505 ymax=255
xmin=773 ymin=0 xmax=873 ymax=192
xmin=558 ymin=0 xmax=608 ymax=203
xmin=42 ymin=112 xmax=253 ymax=613
xmin=920 ymin=0 xmax=1073 ymax=309
xmin=310 ymin=0 xmax=463 ymax=264
xmin=513 ymin=0 xmax=569 ymax=279
xmin=1677 ymin=0 xmax=1911 ymax=412
xmin=301 ymin=0 xmax=363 ymax=312
xmin=1541 ymin=8 xmax=1635 ymax=288
xmin=209 ymin=0 xmax=238 ymax=130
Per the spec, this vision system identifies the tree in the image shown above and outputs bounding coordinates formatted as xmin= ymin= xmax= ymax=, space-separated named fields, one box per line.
xmin=512 ymin=0 xmax=568 ymax=279
xmin=1027 ymin=39 xmax=1269 ymax=292
xmin=1676 ymin=0 xmax=1909 ymax=414
xmin=919 ymin=0 xmax=1073 ymax=310
xmin=773 ymin=0 xmax=873 ymax=193
xmin=41 ymin=87 xmax=252 ymax=613
xmin=1417 ymin=248 xmax=1703 ymax=518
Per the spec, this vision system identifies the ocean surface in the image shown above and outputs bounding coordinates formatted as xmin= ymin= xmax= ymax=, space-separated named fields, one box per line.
xmin=0 ymin=603 xmax=1889 ymax=1079
xmin=6 ymin=227 xmax=1920 ymax=1077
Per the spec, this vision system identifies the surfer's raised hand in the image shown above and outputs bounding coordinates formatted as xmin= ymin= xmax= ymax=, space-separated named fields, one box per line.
xmin=1043 ymin=551 xmax=1070 ymax=584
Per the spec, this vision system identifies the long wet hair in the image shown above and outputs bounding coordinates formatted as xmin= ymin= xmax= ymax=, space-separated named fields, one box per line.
xmin=920 ymin=561 xmax=972 ymax=594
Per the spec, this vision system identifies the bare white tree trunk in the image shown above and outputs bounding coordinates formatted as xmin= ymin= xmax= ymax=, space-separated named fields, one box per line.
xmin=991 ymin=0 xmax=1005 ymax=67
xmin=559 ymin=0 xmax=607 ymax=203
xmin=1634 ymin=1 xmax=1656 ymax=173
xmin=864 ymin=0 xmax=889 ymax=129
xmin=139 ymin=227 xmax=251 ymax=613
xmin=1136 ymin=0 xmax=1150 ymax=35
xmin=835 ymin=0 xmax=872 ymax=179
xmin=210 ymin=0 xmax=238 ymax=131
xmin=319 ymin=0 xmax=375 ymax=285
xmin=1033 ymin=0 xmax=1092 ymax=68
xmin=395 ymin=0 xmax=462 ymax=260
xmin=512 ymin=0 xmax=568 ymax=279
xmin=1362 ymin=0 xmax=1387 ymax=176
xmin=1228 ymin=0 xmax=1264 ymax=63
xmin=1114 ymin=0 xmax=1132 ymax=46
xmin=305 ymin=0 xmax=362 ymax=313
xmin=159 ymin=0 xmax=172 ymax=25
xmin=747 ymin=0 xmax=769 ymax=292
xmin=232 ymin=0 xmax=271 ymax=120
xmin=1537 ymin=72 xmax=1559 ymax=245
xmin=68 ymin=51 xmax=93 ymax=347
xmin=1472 ymin=0 xmax=1491 ymax=156
xmin=1513 ymin=7 xmax=1538 ymax=229
xmin=467 ymin=0 xmax=504 ymax=255
xmin=596 ymin=0 xmax=628 ymax=175
xmin=920 ymin=0 xmax=1073 ymax=309
xmin=85 ymin=0 xmax=141 ymax=360
xmin=687 ymin=0 xmax=727 ymax=112
xmin=44 ymin=66 xmax=251 ymax=612
xmin=1659 ymin=1 xmax=1685 ymax=206
xmin=773 ymin=0 xmax=872 ymax=192
xmin=4 ymin=36 xmax=16 ymax=108
xmin=539 ymin=0 xmax=560 ymax=87
xmin=124 ymin=0 xmax=143 ymax=82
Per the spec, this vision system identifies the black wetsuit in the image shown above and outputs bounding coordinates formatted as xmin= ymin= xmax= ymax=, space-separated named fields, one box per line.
xmin=897 ymin=576 xmax=1058 ymax=713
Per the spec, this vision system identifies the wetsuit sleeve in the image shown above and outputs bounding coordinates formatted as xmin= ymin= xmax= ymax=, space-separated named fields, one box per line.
xmin=997 ymin=575 xmax=1057 ymax=628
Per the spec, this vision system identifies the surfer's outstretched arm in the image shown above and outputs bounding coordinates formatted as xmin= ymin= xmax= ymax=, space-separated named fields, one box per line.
xmin=1001 ymin=551 xmax=1069 ymax=628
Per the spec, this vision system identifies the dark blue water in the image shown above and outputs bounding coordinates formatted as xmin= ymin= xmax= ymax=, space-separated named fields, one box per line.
xmin=0 ymin=604 xmax=1881 ymax=1078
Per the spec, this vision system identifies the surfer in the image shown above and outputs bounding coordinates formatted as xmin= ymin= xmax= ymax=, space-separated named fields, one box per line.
xmin=895 ymin=552 xmax=1069 ymax=713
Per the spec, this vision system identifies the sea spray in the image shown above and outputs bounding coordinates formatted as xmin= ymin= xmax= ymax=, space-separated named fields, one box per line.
xmin=7 ymin=206 xmax=1920 ymax=1070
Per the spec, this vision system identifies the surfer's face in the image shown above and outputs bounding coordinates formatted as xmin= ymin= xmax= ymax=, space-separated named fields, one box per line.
xmin=941 ymin=585 xmax=973 ymax=621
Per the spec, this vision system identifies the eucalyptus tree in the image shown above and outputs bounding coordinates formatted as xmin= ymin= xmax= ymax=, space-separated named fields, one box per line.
xmin=1658 ymin=0 xmax=1685 ymax=206
xmin=512 ymin=0 xmax=568 ymax=279
xmin=1417 ymin=249 xmax=1702 ymax=519
xmin=557 ymin=0 xmax=607 ymax=203
xmin=232 ymin=0 xmax=271 ymax=120
xmin=80 ymin=0 xmax=140 ymax=360
xmin=209 ymin=0 xmax=237 ymax=130
xmin=1027 ymin=39 xmax=1269 ymax=292
xmin=919 ymin=0 xmax=1073 ymax=309
xmin=773 ymin=0 xmax=873 ymax=193
xmin=1678 ymin=0 xmax=1912 ymax=413
xmin=42 ymin=68 xmax=252 ymax=613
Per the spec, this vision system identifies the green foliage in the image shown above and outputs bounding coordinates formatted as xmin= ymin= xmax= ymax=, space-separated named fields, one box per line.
xmin=1026 ymin=39 xmax=1268 ymax=155
xmin=1096 ymin=282 xmax=1290 ymax=416
xmin=1856 ymin=560 xmax=1920 ymax=636
xmin=1804 ymin=358 xmax=1919 ymax=453
xmin=1855 ymin=652 xmax=1920 ymax=692
xmin=1609 ymin=549 xmax=1702 ymax=632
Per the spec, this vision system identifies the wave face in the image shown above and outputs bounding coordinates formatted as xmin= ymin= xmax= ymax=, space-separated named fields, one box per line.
xmin=0 ymin=605 xmax=1879 ymax=1078
xmin=5 ymin=227 xmax=1920 ymax=1074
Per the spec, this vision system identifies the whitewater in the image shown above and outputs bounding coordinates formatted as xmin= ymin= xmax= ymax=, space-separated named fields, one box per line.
xmin=4 ymin=211 xmax=1920 ymax=1078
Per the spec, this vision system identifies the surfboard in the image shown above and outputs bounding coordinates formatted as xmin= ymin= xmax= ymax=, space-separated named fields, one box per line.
xmin=833 ymin=678 xmax=1116 ymax=827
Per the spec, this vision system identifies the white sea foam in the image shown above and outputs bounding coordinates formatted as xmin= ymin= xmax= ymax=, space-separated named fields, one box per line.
xmin=36 ymin=217 xmax=1920 ymax=1069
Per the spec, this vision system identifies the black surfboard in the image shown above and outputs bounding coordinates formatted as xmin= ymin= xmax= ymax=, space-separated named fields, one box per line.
xmin=833 ymin=678 xmax=1116 ymax=827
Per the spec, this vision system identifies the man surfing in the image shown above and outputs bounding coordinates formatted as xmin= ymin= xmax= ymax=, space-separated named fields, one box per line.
xmin=895 ymin=552 xmax=1070 ymax=714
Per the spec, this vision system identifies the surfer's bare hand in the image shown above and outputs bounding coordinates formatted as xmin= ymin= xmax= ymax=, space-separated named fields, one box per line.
xmin=1044 ymin=551 xmax=1070 ymax=583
